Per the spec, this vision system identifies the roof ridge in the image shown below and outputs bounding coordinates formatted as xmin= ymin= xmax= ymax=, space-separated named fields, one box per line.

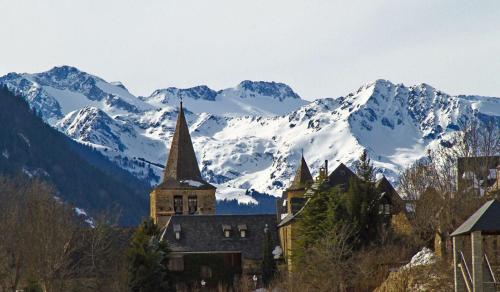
xmin=451 ymin=199 xmax=500 ymax=236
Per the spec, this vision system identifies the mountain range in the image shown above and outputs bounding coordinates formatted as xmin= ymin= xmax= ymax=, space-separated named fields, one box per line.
xmin=1 ymin=66 xmax=499 ymax=205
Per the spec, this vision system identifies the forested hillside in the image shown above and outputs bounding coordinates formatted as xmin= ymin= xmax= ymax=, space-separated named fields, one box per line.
xmin=0 ymin=87 xmax=149 ymax=225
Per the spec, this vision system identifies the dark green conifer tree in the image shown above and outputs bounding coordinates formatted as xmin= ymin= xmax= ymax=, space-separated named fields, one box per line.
xmin=296 ymin=184 xmax=342 ymax=254
xmin=342 ymin=149 xmax=381 ymax=247
xmin=127 ymin=219 xmax=173 ymax=292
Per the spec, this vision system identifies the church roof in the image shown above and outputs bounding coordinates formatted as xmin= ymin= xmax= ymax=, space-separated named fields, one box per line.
xmin=376 ymin=176 xmax=401 ymax=201
xmin=287 ymin=156 xmax=313 ymax=191
xmin=159 ymin=103 xmax=215 ymax=190
xmin=376 ymin=175 xmax=405 ymax=213
xmin=451 ymin=199 xmax=500 ymax=236
xmin=326 ymin=163 xmax=357 ymax=191
xmin=161 ymin=214 xmax=279 ymax=260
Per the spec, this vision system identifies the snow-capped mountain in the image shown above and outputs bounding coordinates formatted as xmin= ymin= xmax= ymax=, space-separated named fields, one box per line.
xmin=1 ymin=66 xmax=499 ymax=202
xmin=0 ymin=66 xmax=154 ymax=121
xmin=141 ymin=80 xmax=308 ymax=116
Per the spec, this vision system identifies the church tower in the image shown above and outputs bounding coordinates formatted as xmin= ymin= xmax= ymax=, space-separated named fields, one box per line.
xmin=285 ymin=155 xmax=313 ymax=214
xmin=150 ymin=102 xmax=216 ymax=226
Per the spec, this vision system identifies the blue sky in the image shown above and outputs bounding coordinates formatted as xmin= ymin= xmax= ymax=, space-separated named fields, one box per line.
xmin=1 ymin=0 xmax=500 ymax=100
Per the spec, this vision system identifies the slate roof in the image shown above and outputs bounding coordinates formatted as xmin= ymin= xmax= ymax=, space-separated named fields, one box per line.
xmin=326 ymin=163 xmax=358 ymax=192
xmin=158 ymin=102 xmax=215 ymax=190
xmin=376 ymin=175 xmax=405 ymax=213
xmin=451 ymin=199 xmax=500 ymax=236
xmin=287 ymin=156 xmax=313 ymax=191
xmin=161 ymin=214 xmax=279 ymax=260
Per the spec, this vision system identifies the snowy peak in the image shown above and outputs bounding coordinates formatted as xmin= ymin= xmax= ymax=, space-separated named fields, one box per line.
xmin=145 ymin=85 xmax=218 ymax=104
xmin=235 ymin=80 xmax=301 ymax=101
xmin=0 ymin=66 xmax=154 ymax=120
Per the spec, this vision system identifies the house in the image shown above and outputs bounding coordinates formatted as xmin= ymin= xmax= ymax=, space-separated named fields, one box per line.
xmin=277 ymin=158 xmax=405 ymax=273
xmin=451 ymin=199 xmax=500 ymax=291
xmin=162 ymin=214 xmax=279 ymax=289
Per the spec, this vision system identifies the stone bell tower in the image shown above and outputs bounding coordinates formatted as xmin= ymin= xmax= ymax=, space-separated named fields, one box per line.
xmin=150 ymin=102 xmax=216 ymax=226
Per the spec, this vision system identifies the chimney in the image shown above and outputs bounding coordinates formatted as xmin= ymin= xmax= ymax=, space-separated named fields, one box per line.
xmin=324 ymin=160 xmax=328 ymax=175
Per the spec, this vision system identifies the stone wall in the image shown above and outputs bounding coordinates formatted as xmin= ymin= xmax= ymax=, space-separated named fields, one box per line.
xmin=151 ymin=188 xmax=216 ymax=226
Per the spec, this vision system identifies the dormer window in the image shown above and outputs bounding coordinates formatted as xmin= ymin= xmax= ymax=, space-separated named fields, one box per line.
xmin=222 ymin=224 xmax=231 ymax=238
xmin=238 ymin=224 xmax=247 ymax=238
xmin=173 ymin=224 xmax=181 ymax=240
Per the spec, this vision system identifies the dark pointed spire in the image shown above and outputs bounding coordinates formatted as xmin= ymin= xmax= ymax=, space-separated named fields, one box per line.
xmin=164 ymin=102 xmax=203 ymax=182
xmin=288 ymin=155 xmax=313 ymax=191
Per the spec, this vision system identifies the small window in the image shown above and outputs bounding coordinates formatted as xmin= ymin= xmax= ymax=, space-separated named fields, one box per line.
xmin=238 ymin=224 xmax=248 ymax=238
xmin=222 ymin=224 xmax=231 ymax=238
xmin=174 ymin=196 xmax=183 ymax=215
xmin=379 ymin=204 xmax=384 ymax=215
xmin=173 ymin=224 xmax=181 ymax=240
xmin=188 ymin=196 xmax=197 ymax=215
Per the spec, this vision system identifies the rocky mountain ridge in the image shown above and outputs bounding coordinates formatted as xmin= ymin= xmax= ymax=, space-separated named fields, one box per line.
xmin=1 ymin=66 xmax=499 ymax=202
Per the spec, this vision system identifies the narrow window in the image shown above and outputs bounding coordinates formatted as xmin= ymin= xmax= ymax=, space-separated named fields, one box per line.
xmin=174 ymin=196 xmax=183 ymax=215
xmin=188 ymin=196 xmax=197 ymax=215
xmin=384 ymin=204 xmax=391 ymax=215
